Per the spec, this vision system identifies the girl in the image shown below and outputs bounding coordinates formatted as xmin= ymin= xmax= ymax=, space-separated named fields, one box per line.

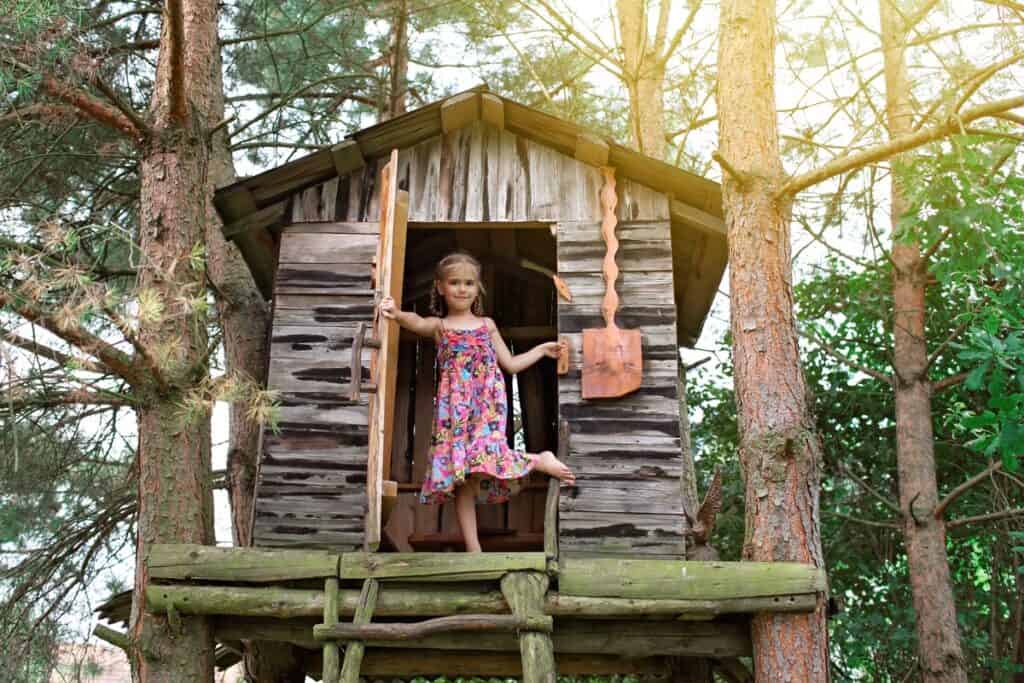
xmin=379 ymin=252 xmax=575 ymax=552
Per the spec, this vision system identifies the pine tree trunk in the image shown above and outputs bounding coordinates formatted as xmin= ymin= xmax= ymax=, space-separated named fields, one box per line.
xmin=616 ymin=0 xmax=666 ymax=159
xmin=128 ymin=1 xmax=219 ymax=679
xmin=716 ymin=0 xmax=829 ymax=678
xmin=384 ymin=0 xmax=409 ymax=121
xmin=880 ymin=3 xmax=967 ymax=680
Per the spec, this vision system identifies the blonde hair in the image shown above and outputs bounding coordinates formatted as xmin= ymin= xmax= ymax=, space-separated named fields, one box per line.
xmin=431 ymin=252 xmax=486 ymax=316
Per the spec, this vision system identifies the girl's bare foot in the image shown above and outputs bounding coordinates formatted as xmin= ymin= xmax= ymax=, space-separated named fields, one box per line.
xmin=533 ymin=450 xmax=575 ymax=485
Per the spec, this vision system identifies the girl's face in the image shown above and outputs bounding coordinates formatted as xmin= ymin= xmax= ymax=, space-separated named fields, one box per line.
xmin=436 ymin=263 xmax=480 ymax=314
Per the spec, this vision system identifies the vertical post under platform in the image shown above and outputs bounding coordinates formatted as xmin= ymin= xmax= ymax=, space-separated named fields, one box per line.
xmin=501 ymin=571 xmax=555 ymax=683
xmin=322 ymin=578 xmax=340 ymax=683
xmin=340 ymin=578 xmax=380 ymax=683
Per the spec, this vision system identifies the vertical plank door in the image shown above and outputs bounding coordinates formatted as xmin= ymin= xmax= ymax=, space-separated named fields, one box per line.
xmin=366 ymin=149 xmax=409 ymax=550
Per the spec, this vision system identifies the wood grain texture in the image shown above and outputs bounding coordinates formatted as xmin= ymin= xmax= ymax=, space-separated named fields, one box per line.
xmin=556 ymin=209 xmax=685 ymax=556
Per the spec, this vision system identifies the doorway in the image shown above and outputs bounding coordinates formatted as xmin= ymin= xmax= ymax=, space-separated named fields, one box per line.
xmin=381 ymin=224 xmax=559 ymax=552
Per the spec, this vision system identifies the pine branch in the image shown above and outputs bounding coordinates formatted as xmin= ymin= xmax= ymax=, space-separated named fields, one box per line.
xmin=166 ymin=0 xmax=188 ymax=123
xmin=802 ymin=330 xmax=894 ymax=386
xmin=1 ymin=391 xmax=133 ymax=413
xmin=934 ymin=460 xmax=1003 ymax=520
xmin=655 ymin=0 xmax=701 ymax=70
xmin=0 ymin=54 xmax=151 ymax=141
xmin=99 ymin=304 xmax=170 ymax=393
xmin=948 ymin=507 xmax=1024 ymax=529
xmin=828 ymin=511 xmax=900 ymax=529
xmin=932 ymin=370 xmax=969 ymax=394
xmin=994 ymin=112 xmax=1024 ymax=126
xmin=778 ymin=95 xmax=1024 ymax=197
xmin=0 ymin=290 xmax=142 ymax=385
xmin=89 ymin=76 xmax=152 ymax=139
xmin=837 ymin=461 xmax=902 ymax=516
xmin=1 ymin=327 xmax=105 ymax=374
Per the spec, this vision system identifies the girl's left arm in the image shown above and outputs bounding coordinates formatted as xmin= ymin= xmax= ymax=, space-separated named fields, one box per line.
xmin=486 ymin=318 xmax=561 ymax=375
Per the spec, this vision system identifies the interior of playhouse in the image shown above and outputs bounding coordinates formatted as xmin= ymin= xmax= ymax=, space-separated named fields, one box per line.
xmin=381 ymin=224 xmax=560 ymax=553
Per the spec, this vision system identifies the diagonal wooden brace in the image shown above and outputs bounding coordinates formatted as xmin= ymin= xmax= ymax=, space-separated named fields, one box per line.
xmin=340 ymin=578 xmax=380 ymax=683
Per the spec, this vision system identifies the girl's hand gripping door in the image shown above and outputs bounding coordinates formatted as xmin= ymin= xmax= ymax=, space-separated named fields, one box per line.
xmin=366 ymin=148 xmax=408 ymax=551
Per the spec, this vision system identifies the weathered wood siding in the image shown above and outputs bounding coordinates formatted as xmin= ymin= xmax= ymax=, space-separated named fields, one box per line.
xmin=254 ymin=220 xmax=378 ymax=549
xmin=256 ymin=120 xmax=688 ymax=555
xmin=557 ymin=213 xmax=687 ymax=558
xmin=288 ymin=121 xmax=665 ymax=225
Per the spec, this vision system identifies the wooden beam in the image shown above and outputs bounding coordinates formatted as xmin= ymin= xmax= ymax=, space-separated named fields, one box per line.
xmin=408 ymin=221 xmax=551 ymax=230
xmin=221 ymin=199 xmax=288 ymax=240
xmin=670 ymin=199 xmax=727 ymax=238
xmin=215 ymin=616 xmax=752 ymax=657
xmin=559 ymin=558 xmax=827 ymax=600
xmin=358 ymin=650 xmax=672 ymax=677
xmin=214 ymin=185 xmax=258 ymax=223
xmin=441 ymin=92 xmax=481 ymax=133
xmin=147 ymin=583 xmax=817 ymax=620
xmin=481 ymin=93 xmax=505 ymax=129
xmin=501 ymin=572 xmax=555 ymax=683
xmin=547 ymin=593 xmax=817 ymax=618
xmin=232 ymin=228 xmax=277 ymax=299
xmin=574 ymin=133 xmax=609 ymax=167
xmin=314 ymin=614 xmax=552 ymax=641
xmin=339 ymin=552 xmax=547 ymax=581
xmin=146 ymin=544 xmax=339 ymax=582
xmin=330 ymin=140 xmax=365 ymax=177
xmin=322 ymin=578 xmax=340 ymax=683
xmin=339 ymin=578 xmax=379 ymax=683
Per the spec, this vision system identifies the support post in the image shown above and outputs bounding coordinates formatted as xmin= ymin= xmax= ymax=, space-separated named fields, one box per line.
xmin=322 ymin=578 xmax=340 ymax=683
xmin=340 ymin=578 xmax=380 ymax=683
xmin=500 ymin=571 xmax=555 ymax=683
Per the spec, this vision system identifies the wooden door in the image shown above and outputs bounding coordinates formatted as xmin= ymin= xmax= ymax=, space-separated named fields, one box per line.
xmin=366 ymin=149 xmax=409 ymax=550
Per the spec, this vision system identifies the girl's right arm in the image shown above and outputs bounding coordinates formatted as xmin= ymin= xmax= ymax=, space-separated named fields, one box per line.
xmin=379 ymin=296 xmax=441 ymax=338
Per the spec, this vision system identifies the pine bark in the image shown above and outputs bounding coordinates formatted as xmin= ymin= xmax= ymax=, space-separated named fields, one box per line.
xmin=384 ymin=0 xmax=409 ymax=121
xmin=880 ymin=3 xmax=967 ymax=680
xmin=128 ymin=0 xmax=219 ymax=679
xmin=616 ymin=0 xmax=666 ymax=159
xmin=716 ymin=0 xmax=829 ymax=678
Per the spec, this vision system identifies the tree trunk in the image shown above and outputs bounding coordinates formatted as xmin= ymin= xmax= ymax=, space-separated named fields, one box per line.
xmin=128 ymin=0 xmax=219 ymax=679
xmin=384 ymin=0 xmax=409 ymax=121
xmin=616 ymin=0 xmax=666 ymax=159
xmin=880 ymin=3 xmax=967 ymax=681
xmin=716 ymin=0 xmax=829 ymax=679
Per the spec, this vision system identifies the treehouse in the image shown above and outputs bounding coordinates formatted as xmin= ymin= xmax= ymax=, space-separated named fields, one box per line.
xmin=102 ymin=87 xmax=826 ymax=681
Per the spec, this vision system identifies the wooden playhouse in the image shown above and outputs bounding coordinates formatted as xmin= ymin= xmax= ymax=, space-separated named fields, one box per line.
xmin=121 ymin=87 xmax=825 ymax=681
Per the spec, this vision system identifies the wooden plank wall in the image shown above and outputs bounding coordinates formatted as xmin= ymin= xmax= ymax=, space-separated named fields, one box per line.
xmin=255 ymin=220 xmax=378 ymax=549
xmin=557 ymin=206 xmax=688 ymax=557
xmin=257 ymin=119 xmax=688 ymax=555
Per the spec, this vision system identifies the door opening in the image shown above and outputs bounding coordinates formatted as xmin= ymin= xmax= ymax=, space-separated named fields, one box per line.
xmin=380 ymin=225 xmax=559 ymax=552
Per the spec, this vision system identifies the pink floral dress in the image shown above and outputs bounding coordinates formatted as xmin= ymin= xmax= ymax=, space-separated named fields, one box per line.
xmin=419 ymin=322 xmax=536 ymax=504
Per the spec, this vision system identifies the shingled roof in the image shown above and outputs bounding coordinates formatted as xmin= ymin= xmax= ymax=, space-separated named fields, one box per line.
xmin=213 ymin=86 xmax=726 ymax=346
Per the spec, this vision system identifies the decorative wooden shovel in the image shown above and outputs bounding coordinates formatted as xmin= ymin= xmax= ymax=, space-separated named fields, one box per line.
xmin=581 ymin=167 xmax=642 ymax=399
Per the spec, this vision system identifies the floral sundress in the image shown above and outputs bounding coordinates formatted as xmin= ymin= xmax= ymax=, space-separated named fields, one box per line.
xmin=419 ymin=321 xmax=536 ymax=505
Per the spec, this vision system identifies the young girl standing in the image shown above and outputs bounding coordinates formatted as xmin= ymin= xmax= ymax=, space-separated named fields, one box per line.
xmin=379 ymin=252 xmax=575 ymax=552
